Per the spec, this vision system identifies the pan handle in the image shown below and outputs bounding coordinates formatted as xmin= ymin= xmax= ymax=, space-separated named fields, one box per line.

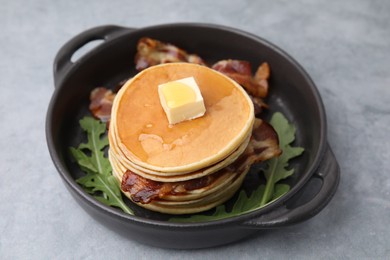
xmin=53 ymin=25 xmax=134 ymax=87
xmin=241 ymin=143 xmax=340 ymax=229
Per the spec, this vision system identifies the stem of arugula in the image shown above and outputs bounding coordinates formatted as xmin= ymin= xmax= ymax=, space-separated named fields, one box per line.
xmin=96 ymin=174 xmax=133 ymax=214
xmin=260 ymin=158 xmax=278 ymax=206
xmin=91 ymin=126 xmax=103 ymax=174
xmin=91 ymin=122 xmax=133 ymax=214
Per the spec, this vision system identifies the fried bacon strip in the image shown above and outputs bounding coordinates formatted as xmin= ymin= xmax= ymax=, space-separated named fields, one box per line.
xmin=135 ymin=37 xmax=206 ymax=71
xmin=231 ymin=119 xmax=282 ymax=174
xmin=121 ymin=171 xmax=220 ymax=204
xmin=249 ymin=95 xmax=268 ymax=115
xmin=120 ymin=119 xmax=281 ymax=204
xmin=89 ymin=87 xmax=116 ymax=123
xmin=89 ymin=79 xmax=130 ymax=124
xmin=212 ymin=60 xmax=270 ymax=98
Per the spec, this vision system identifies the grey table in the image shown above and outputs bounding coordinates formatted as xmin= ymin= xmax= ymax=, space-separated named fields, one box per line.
xmin=1 ymin=0 xmax=389 ymax=259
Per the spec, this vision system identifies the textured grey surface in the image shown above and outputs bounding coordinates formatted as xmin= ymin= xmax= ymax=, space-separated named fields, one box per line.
xmin=1 ymin=0 xmax=389 ymax=259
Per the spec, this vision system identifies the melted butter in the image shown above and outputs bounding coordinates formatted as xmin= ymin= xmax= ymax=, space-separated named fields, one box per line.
xmin=116 ymin=64 xmax=251 ymax=167
xmin=161 ymin=81 xmax=196 ymax=108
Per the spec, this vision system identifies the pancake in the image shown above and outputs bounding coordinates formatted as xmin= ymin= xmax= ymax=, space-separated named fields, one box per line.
xmin=111 ymin=63 xmax=254 ymax=174
xmin=111 ymin=152 xmax=249 ymax=214
xmin=132 ymin=173 xmax=247 ymax=215
xmin=110 ymin=149 xmax=243 ymax=202
xmin=109 ymin=132 xmax=251 ymax=182
xmin=107 ymin=62 xmax=272 ymax=215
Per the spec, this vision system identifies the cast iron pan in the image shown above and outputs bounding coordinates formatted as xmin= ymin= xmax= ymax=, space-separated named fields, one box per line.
xmin=46 ymin=23 xmax=340 ymax=249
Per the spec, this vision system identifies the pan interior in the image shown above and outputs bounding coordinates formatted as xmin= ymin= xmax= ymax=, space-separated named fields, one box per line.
xmin=49 ymin=25 xmax=325 ymax=222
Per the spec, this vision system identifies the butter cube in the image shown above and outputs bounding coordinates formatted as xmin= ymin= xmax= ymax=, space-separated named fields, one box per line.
xmin=158 ymin=77 xmax=206 ymax=124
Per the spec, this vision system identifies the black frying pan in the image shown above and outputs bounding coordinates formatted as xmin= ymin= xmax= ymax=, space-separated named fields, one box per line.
xmin=46 ymin=24 xmax=340 ymax=249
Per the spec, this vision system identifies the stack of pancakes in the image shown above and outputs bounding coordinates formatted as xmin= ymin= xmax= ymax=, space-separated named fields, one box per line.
xmin=109 ymin=63 xmax=255 ymax=214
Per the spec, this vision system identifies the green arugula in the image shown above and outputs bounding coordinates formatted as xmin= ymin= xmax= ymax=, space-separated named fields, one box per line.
xmin=69 ymin=117 xmax=134 ymax=215
xmin=171 ymin=112 xmax=303 ymax=222
xmin=259 ymin=112 xmax=305 ymax=206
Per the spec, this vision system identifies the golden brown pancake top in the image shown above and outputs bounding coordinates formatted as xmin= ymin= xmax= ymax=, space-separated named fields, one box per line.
xmin=114 ymin=63 xmax=253 ymax=169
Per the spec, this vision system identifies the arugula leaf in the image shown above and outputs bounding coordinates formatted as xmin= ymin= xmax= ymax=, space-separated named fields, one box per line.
xmin=260 ymin=112 xmax=304 ymax=205
xmin=69 ymin=117 xmax=134 ymax=215
xmin=171 ymin=112 xmax=303 ymax=222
